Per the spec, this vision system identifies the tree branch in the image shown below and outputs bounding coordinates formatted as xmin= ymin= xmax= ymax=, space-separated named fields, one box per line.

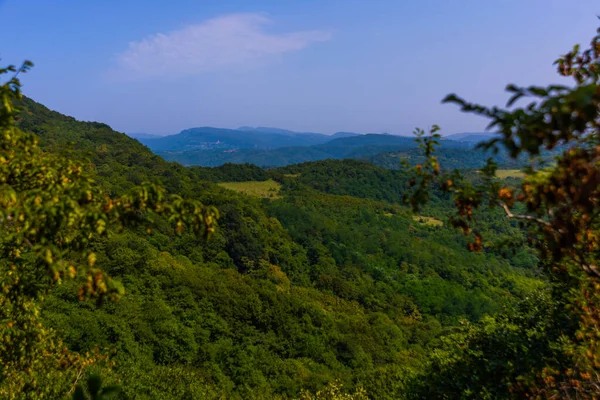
xmin=497 ymin=201 xmax=552 ymax=227
xmin=582 ymin=263 xmax=600 ymax=279
xmin=571 ymin=251 xmax=600 ymax=280
xmin=68 ymin=366 xmax=84 ymax=395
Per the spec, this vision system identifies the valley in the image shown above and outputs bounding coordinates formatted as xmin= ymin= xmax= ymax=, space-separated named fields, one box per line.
xmin=9 ymin=96 xmax=542 ymax=399
xmin=135 ymin=127 xmax=507 ymax=169
xmin=2 ymin=5 xmax=599 ymax=398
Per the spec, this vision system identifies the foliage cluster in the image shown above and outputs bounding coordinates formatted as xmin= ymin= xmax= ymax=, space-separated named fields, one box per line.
xmin=402 ymin=24 xmax=600 ymax=398
xmin=3 ymin=87 xmax=541 ymax=398
xmin=4 ymin=22 xmax=600 ymax=400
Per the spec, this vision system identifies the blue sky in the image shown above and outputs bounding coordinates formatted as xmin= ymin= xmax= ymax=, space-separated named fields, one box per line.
xmin=1 ymin=0 xmax=599 ymax=135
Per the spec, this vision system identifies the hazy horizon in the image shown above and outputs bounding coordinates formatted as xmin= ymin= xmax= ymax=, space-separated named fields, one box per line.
xmin=2 ymin=0 xmax=599 ymax=136
xmin=126 ymin=126 xmax=489 ymax=138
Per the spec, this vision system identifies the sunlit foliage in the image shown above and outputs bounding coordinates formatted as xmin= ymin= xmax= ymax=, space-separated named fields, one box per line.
xmin=0 ymin=62 xmax=216 ymax=398
xmin=405 ymin=23 xmax=600 ymax=398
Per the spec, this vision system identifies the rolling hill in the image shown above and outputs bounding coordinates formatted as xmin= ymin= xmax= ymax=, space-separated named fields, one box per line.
xmin=132 ymin=122 xmax=513 ymax=169
xmin=153 ymin=131 xmax=504 ymax=168
xmin=9 ymin=95 xmax=544 ymax=399
xmin=443 ymin=132 xmax=497 ymax=143
xmin=138 ymin=126 xmax=360 ymax=153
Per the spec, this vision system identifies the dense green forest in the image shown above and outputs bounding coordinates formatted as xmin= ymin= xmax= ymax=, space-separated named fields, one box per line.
xmin=12 ymin=95 xmax=539 ymax=398
xmin=3 ymin=91 xmax=543 ymax=399
xmin=3 ymin=24 xmax=600 ymax=400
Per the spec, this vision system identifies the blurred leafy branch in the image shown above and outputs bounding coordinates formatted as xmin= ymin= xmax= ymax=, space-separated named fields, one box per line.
xmin=0 ymin=61 xmax=218 ymax=398
xmin=404 ymin=23 xmax=600 ymax=397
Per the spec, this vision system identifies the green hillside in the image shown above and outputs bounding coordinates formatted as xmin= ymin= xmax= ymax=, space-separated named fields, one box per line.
xmin=4 ymin=10 xmax=599 ymax=399
xmin=6 ymin=95 xmax=543 ymax=398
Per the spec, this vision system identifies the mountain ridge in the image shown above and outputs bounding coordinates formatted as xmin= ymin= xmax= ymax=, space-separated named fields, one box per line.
xmin=154 ymin=132 xmax=488 ymax=168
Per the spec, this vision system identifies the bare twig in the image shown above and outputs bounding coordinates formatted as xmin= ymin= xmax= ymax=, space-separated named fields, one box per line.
xmin=68 ymin=366 xmax=84 ymax=395
xmin=497 ymin=201 xmax=552 ymax=227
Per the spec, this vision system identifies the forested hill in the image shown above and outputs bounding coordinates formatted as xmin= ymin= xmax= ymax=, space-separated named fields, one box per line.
xmin=139 ymin=123 xmax=512 ymax=168
xmin=16 ymin=96 xmax=216 ymax=197
xmin=14 ymin=96 xmax=542 ymax=398
xmin=141 ymin=125 xmax=538 ymax=170
xmin=137 ymin=126 xmax=358 ymax=152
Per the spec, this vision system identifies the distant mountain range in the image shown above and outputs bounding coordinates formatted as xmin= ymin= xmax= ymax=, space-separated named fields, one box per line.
xmin=131 ymin=126 xmax=360 ymax=153
xmin=129 ymin=126 xmax=504 ymax=168
xmin=237 ymin=126 xmax=359 ymax=139
xmin=443 ymin=132 xmax=497 ymax=143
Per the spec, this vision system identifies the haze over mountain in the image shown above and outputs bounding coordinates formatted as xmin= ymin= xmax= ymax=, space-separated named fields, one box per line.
xmin=4 ymin=0 xmax=600 ymax=398
xmin=135 ymin=126 xmax=360 ymax=152
xmin=4 ymin=1 xmax=596 ymax=135
xmin=443 ymin=132 xmax=497 ymax=143
xmin=133 ymin=125 xmax=499 ymax=168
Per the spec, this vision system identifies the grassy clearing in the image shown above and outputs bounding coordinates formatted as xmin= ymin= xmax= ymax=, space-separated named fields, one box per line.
xmin=218 ymin=179 xmax=282 ymax=199
xmin=412 ymin=216 xmax=443 ymax=227
xmin=283 ymin=173 xmax=301 ymax=178
xmin=496 ymin=169 xmax=525 ymax=179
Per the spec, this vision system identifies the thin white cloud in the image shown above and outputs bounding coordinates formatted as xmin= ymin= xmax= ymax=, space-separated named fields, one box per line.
xmin=115 ymin=13 xmax=332 ymax=78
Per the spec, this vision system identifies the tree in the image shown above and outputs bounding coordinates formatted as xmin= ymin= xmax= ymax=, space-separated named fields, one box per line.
xmin=405 ymin=23 xmax=600 ymax=398
xmin=0 ymin=62 xmax=218 ymax=398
